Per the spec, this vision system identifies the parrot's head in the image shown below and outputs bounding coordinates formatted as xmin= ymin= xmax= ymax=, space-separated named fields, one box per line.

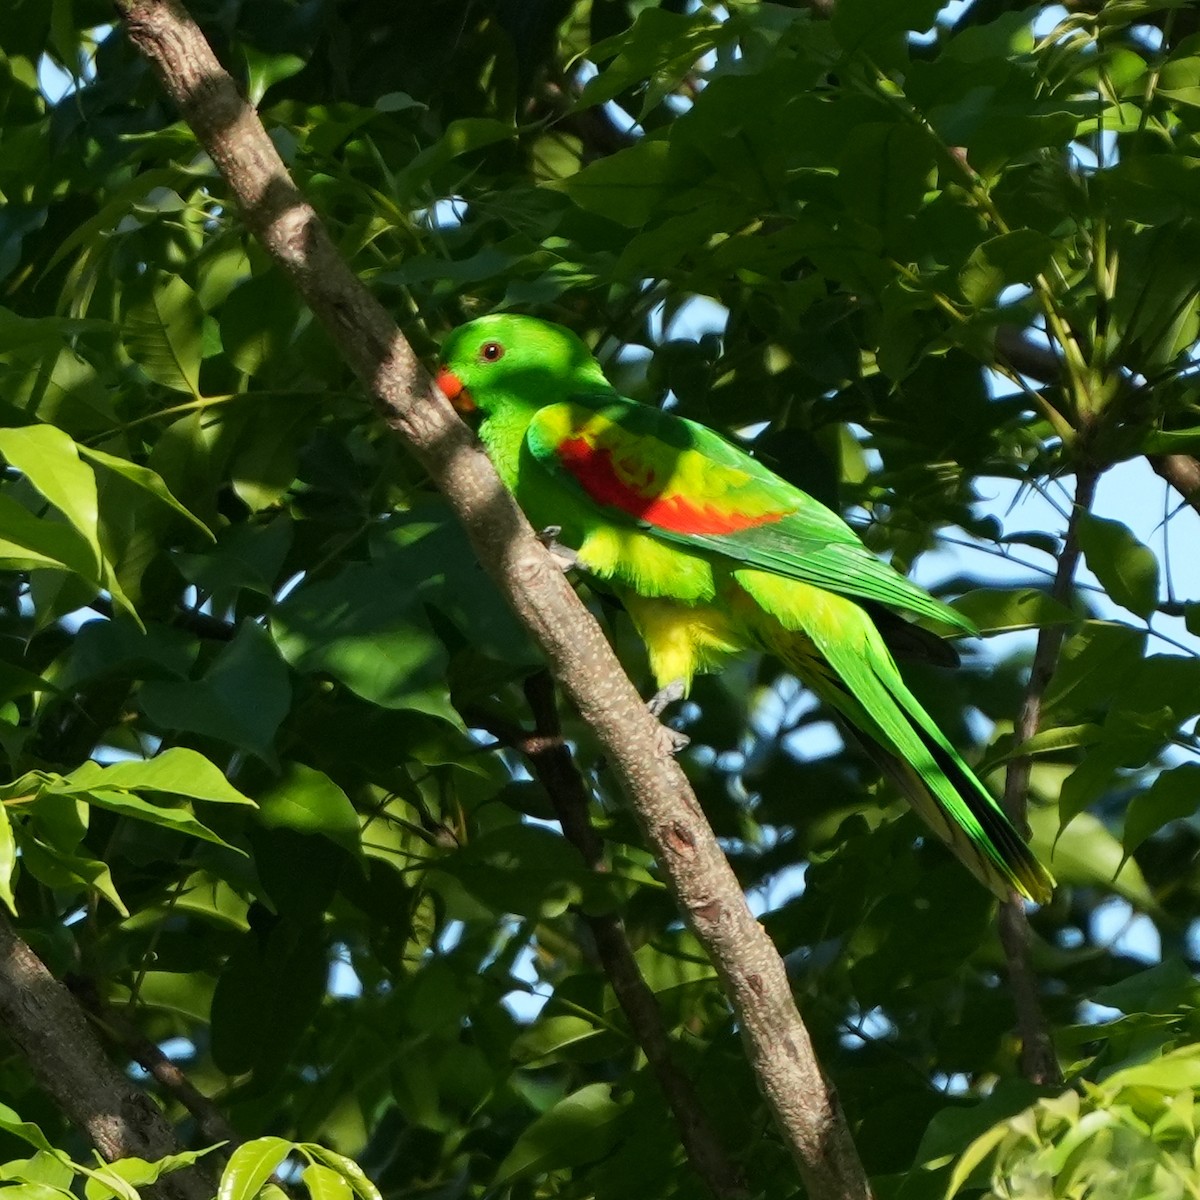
xmin=436 ymin=314 xmax=608 ymax=418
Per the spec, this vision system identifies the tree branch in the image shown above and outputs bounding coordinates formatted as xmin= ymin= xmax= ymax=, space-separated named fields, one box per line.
xmin=999 ymin=466 xmax=1098 ymax=1087
xmin=113 ymin=2 xmax=871 ymax=1195
xmin=0 ymin=913 xmax=216 ymax=1200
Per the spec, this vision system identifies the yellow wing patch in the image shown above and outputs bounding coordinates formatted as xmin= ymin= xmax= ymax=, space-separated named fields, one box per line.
xmin=577 ymin=525 xmax=717 ymax=602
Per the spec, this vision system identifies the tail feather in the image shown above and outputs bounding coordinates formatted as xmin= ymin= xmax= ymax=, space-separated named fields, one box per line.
xmin=737 ymin=571 xmax=1054 ymax=904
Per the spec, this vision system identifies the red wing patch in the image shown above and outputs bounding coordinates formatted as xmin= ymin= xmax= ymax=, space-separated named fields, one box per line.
xmin=557 ymin=436 xmax=786 ymax=536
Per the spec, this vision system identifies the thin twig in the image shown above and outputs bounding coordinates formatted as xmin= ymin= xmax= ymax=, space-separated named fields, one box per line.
xmin=999 ymin=466 xmax=1098 ymax=1086
xmin=113 ymin=3 xmax=871 ymax=1194
xmin=508 ymin=671 xmax=748 ymax=1200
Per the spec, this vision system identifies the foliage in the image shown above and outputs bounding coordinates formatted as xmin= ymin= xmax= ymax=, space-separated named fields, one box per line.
xmin=1 ymin=0 xmax=1199 ymax=1197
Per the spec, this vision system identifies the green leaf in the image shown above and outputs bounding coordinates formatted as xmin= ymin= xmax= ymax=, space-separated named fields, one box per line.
xmin=375 ymin=92 xmax=425 ymax=114
xmin=77 ymin=444 xmax=213 ymax=539
xmin=945 ymin=1117 xmax=1013 ymax=1197
xmin=960 ymin=229 xmax=1056 ymax=306
xmin=43 ymin=167 xmax=201 ymax=276
xmin=494 ymin=1083 xmax=625 ymax=1184
xmin=511 ymin=1015 xmax=605 ymax=1066
xmin=0 ymin=1102 xmax=56 ymax=1153
xmin=580 ymin=9 xmax=727 ymax=118
xmin=838 ymin=123 xmax=936 ymax=245
xmin=0 ymin=1184 xmax=78 ymax=1200
xmin=435 ymin=824 xmax=605 ymax=920
xmin=217 ymin=274 xmax=302 ymax=379
xmin=123 ymin=274 xmax=205 ymax=397
xmin=1015 ymin=723 xmax=1102 ymax=759
xmin=372 ymin=509 xmax=537 ymax=666
xmin=1032 ymin=807 xmax=1154 ymax=910
xmin=951 ymin=587 xmax=1076 ymax=633
xmin=833 ymin=0 xmax=943 ymax=51
xmin=257 ymin=763 xmax=360 ymax=855
xmin=218 ymin=1138 xmax=294 ymax=1200
xmin=1123 ymin=763 xmax=1200 ymax=858
xmin=175 ymin=517 xmax=293 ymax=600
xmin=1143 ymin=426 xmax=1200 ymax=455
xmin=17 ymin=838 xmax=128 ymax=915
xmin=1159 ymin=56 xmax=1200 ymax=108
xmin=559 ymin=140 xmax=675 ymax=228
xmin=0 ymin=493 xmax=98 ymax=580
xmin=1044 ymin=622 xmax=1147 ymax=716
xmin=60 ymin=618 xmax=198 ymax=688
xmin=1092 ymin=958 xmax=1198 ymax=1016
xmin=1077 ymin=513 xmax=1159 ymax=618
xmin=0 ymin=803 xmax=17 ymax=913
xmin=300 ymin=1165 xmax=352 ymax=1200
xmin=272 ymin=562 xmax=457 ymax=723
xmin=242 ymin=46 xmax=307 ymax=106
xmin=59 ymin=786 xmax=237 ymax=849
xmin=62 ymin=748 xmax=254 ymax=806
xmin=297 ymin=1147 xmax=380 ymax=1200
xmin=0 ymin=424 xmax=102 ymax=574
xmin=0 ymin=1152 xmax=74 ymax=1190
xmin=393 ymin=119 xmax=514 ymax=201
xmin=1102 ymin=1044 xmax=1200 ymax=1095
xmin=139 ymin=622 xmax=292 ymax=761
xmin=210 ymin=923 xmax=328 ymax=1079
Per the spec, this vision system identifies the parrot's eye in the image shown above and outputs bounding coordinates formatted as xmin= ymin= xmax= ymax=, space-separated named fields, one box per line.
xmin=479 ymin=341 xmax=505 ymax=363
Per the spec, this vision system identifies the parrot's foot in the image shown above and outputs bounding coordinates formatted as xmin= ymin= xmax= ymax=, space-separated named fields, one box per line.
xmin=647 ymin=678 xmax=686 ymax=717
xmin=648 ymin=679 xmax=689 ymax=756
xmin=537 ymin=525 xmax=579 ymax=572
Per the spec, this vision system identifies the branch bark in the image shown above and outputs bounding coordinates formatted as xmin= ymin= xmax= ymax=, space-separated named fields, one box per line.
xmin=999 ymin=466 xmax=1098 ymax=1087
xmin=113 ymin=2 xmax=871 ymax=1195
xmin=0 ymin=913 xmax=216 ymax=1200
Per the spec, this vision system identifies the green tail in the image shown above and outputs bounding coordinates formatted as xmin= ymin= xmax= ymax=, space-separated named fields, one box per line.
xmin=771 ymin=601 xmax=1054 ymax=904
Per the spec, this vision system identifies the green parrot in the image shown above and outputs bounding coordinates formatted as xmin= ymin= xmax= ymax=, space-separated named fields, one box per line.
xmin=436 ymin=314 xmax=1054 ymax=904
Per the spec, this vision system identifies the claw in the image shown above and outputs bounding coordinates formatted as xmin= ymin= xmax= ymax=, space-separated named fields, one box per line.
xmin=654 ymin=724 xmax=691 ymax=757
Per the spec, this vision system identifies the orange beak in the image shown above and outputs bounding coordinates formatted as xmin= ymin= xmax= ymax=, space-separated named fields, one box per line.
xmin=436 ymin=367 xmax=476 ymax=414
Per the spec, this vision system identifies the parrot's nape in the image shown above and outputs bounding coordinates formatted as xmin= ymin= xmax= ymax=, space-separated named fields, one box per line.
xmin=436 ymin=314 xmax=1054 ymax=906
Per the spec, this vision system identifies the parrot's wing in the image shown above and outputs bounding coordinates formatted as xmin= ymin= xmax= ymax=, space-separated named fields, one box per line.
xmin=526 ymin=396 xmax=975 ymax=634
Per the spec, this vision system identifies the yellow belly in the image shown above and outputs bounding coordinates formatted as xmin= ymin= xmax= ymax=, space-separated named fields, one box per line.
xmin=618 ymin=590 xmax=748 ymax=694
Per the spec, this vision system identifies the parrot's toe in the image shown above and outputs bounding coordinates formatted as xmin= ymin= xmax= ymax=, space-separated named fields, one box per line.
xmin=537 ymin=525 xmax=579 ymax=572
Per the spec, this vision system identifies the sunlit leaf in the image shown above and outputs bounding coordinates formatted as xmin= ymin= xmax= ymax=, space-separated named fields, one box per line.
xmin=257 ymin=763 xmax=360 ymax=854
xmin=218 ymin=1139 xmax=294 ymax=1200
xmin=61 ymin=748 xmax=254 ymax=806
xmin=0 ymin=424 xmax=102 ymax=574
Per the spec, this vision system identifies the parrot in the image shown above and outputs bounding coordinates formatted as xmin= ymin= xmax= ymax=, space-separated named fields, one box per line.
xmin=435 ymin=313 xmax=1054 ymax=904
